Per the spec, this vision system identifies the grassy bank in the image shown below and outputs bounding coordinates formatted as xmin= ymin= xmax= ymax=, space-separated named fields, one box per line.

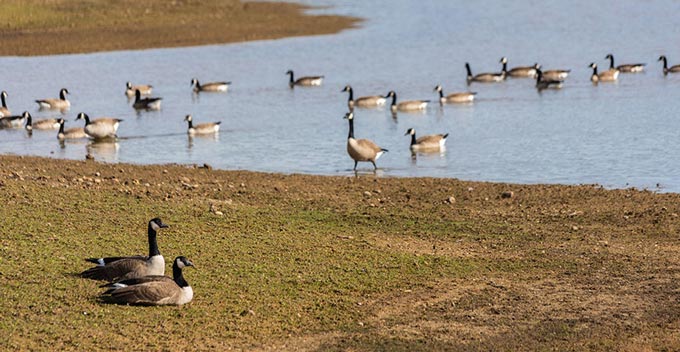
xmin=0 ymin=0 xmax=359 ymax=56
xmin=0 ymin=155 xmax=677 ymax=350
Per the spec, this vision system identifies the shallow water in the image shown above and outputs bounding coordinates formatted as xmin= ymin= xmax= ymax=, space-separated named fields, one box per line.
xmin=1 ymin=0 xmax=679 ymax=191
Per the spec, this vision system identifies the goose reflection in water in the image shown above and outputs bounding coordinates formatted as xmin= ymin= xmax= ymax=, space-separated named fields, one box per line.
xmin=187 ymin=133 xmax=220 ymax=149
xmin=86 ymin=140 xmax=120 ymax=162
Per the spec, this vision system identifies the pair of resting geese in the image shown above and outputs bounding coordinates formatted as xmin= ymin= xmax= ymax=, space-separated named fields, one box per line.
xmin=344 ymin=112 xmax=447 ymax=170
xmin=80 ymin=218 xmax=195 ymax=306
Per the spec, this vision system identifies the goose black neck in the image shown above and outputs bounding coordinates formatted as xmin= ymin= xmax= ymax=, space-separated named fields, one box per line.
xmin=173 ymin=263 xmax=189 ymax=288
xmin=187 ymin=119 xmax=194 ymax=129
xmin=346 ymin=87 xmax=354 ymax=102
xmin=390 ymin=92 xmax=397 ymax=106
xmin=410 ymin=133 xmax=417 ymax=146
xmin=465 ymin=63 xmax=473 ymax=79
xmin=26 ymin=115 xmax=32 ymax=127
xmin=536 ymin=70 xmax=543 ymax=84
xmin=58 ymin=121 xmax=65 ymax=134
xmin=1 ymin=94 xmax=6 ymax=108
xmin=135 ymin=91 xmax=141 ymax=102
xmin=347 ymin=117 xmax=354 ymax=139
xmin=288 ymin=72 xmax=294 ymax=84
xmin=437 ymin=89 xmax=444 ymax=99
xmin=147 ymin=223 xmax=161 ymax=257
xmin=501 ymin=61 xmax=507 ymax=74
xmin=60 ymin=90 xmax=66 ymax=100
xmin=608 ymin=56 xmax=615 ymax=70
xmin=592 ymin=66 xmax=598 ymax=76
xmin=661 ymin=57 xmax=668 ymax=70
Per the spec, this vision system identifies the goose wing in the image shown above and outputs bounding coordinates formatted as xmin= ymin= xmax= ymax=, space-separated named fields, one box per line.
xmin=415 ymin=134 xmax=446 ymax=145
xmin=81 ymin=256 xmax=147 ymax=281
xmin=106 ymin=280 xmax=180 ymax=305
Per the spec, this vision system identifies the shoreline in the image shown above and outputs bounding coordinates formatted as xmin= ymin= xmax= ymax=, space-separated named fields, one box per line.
xmin=0 ymin=1 xmax=360 ymax=56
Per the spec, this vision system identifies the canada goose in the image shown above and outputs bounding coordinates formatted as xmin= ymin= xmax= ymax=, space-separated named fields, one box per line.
xmin=184 ymin=114 xmax=220 ymax=135
xmin=101 ymin=256 xmax=194 ymax=306
xmin=191 ymin=78 xmax=231 ymax=92
xmin=405 ymin=128 xmax=448 ymax=152
xmin=605 ymin=54 xmax=645 ymax=73
xmin=0 ymin=111 xmax=29 ymax=129
xmin=132 ymin=90 xmax=162 ymax=110
xmin=25 ymin=113 xmax=59 ymax=131
xmin=286 ymin=70 xmax=324 ymax=88
xmin=75 ymin=112 xmax=122 ymax=140
xmin=35 ymin=88 xmax=70 ymax=110
xmin=385 ymin=91 xmax=429 ymax=112
xmin=658 ymin=55 xmax=680 ymax=75
xmin=341 ymin=85 xmax=386 ymax=109
xmin=0 ymin=91 xmax=10 ymax=117
xmin=465 ymin=58 xmax=507 ymax=83
xmin=81 ymin=218 xmax=169 ymax=281
xmin=589 ymin=62 xmax=618 ymax=83
xmin=507 ymin=63 xmax=540 ymax=78
xmin=125 ymin=82 xmax=153 ymax=97
xmin=535 ymin=69 xmax=564 ymax=90
xmin=56 ymin=118 xmax=87 ymax=140
xmin=540 ymin=66 xmax=571 ymax=81
xmin=344 ymin=112 xmax=387 ymax=170
xmin=433 ymin=85 xmax=476 ymax=104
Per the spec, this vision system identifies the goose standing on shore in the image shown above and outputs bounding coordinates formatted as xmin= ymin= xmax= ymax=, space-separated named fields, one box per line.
xmin=184 ymin=114 xmax=220 ymax=135
xmin=0 ymin=111 xmax=28 ymax=129
xmin=589 ymin=62 xmax=618 ymax=83
xmin=125 ymin=82 xmax=153 ymax=97
xmin=386 ymin=91 xmax=429 ymax=113
xmin=405 ymin=128 xmax=448 ymax=152
xmin=56 ymin=118 xmax=87 ymax=140
xmin=35 ymin=88 xmax=70 ymax=110
xmin=75 ymin=112 xmax=122 ymax=140
xmin=191 ymin=78 xmax=231 ymax=92
xmin=25 ymin=112 xmax=59 ymax=131
xmin=658 ymin=55 xmax=680 ymax=75
xmin=535 ymin=69 xmax=564 ymax=90
xmin=81 ymin=218 xmax=169 ymax=281
xmin=101 ymin=256 xmax=194 ymax=306
xmin=605 ymin=54 xmax=645 ymax=73
xmin=132 ymin=90 xmax=162 ymax=110
xmin=465 ymin=58 xmax=507 ymax=83
xmin=344 ymin=112 xmax=387 ymax=171
xmin=433 ymin=85 xmax=476 ymax=104
xmin=286 ymin=70 xmax=324 ymax=88
xmin=0 ymin=91 xmax=11 ymax=117
xmin=341 ymin=85 xmax=386 ymax=109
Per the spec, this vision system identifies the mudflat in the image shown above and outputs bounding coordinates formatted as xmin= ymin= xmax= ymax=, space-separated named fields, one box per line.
xmin=0 ymin=155 xmax=677 ymax=350
xmin=0 ymin=0 xmax=359 ymax=56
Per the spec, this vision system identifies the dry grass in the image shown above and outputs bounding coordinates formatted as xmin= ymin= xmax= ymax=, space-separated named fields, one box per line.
xmin=0 ymin=155 xmax=678 ymax=351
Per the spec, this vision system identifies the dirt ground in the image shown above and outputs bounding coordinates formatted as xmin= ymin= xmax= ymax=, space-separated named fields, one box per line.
xmin=0 ymin=155 xmax=677 ymax=351
xmin=0 ymin=0 xmax=359 ymax=56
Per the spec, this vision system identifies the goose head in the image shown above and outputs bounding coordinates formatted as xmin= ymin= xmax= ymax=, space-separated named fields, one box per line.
xmin=285 ymin=70 xmax=294 ymax=76
xmin=500 ymin=57 xmax=508 ymax=64
xmin=404 ymin=128 xmax=416 ymax=136
xmin=126 ymin=82 xmax=133 ymax=89
xmin=589 ymin=62 xmax=597 ymax=69
xmin=343 ymin=112 xmax=354 ymax=120
xmin=341 ymin=85 xmax=352 ymax=93
xmin=59 ymin=88 xmax=70 ymax=99
xmin=149 ymin=217 xmax=169 ymax=232
xmin=184 ymin=114 xmax=193 ymax=122
xmin=190 ymin=78 xmax=199 ymax=87
xmin=175 ymin=256 xmax=194 ymax=269
xmin=433 ymin=85 xmax=443 ymax=92
xmin=75 ymin=112 xmax=89 ymax=123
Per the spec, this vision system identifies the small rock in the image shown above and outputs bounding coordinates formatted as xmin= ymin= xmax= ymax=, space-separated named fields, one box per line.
xmin=214 ymin=211 xmax=224 ymax=216
xmin=501 ymin=191 xmax=514 ymax=199
xmin=162 ymin=169 xmax=168 ymax=174
xmin=94 ymin=172 xmax=101 ymax=177
xmin=446 ymin=196 xmax=456 ymax=204
xmin=94 ymin=178 xmax=102 ymax=184
xmin=363 ymin=191 xmax=372 ymax=198
xmin=85 ymin=154 xmax=94 ymax=161
xmin=179 ymin=176 xmax=191 ymax=184
xmin=201 ymin=163 xmax=213 ymax=170
xmin=571 ymin=226 xmax=579 ymax=231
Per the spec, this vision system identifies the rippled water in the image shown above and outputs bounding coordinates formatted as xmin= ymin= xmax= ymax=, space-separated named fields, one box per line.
xmin=1 ymin=0 xmax=679 ymax=191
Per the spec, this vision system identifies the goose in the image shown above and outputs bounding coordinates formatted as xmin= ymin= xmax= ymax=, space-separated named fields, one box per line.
xmin=25 ymin=113 xmax=59 ymax=131
xmin=286 ymin=70 xmax=324 ymax=88
xmin=56 ymin=118 xmax=87 ymax=140
xmin=81 ymin=218 xmax=169 ymax=281
xmin=535 ymin=69 xmax=563 ymax=90
xmin=658 ymin=55 xmax=680 ymax=75
xmin=0 ymin=111 xmax=29 ymax=129
xmin=385 ymin=91 xmax=429 ymax=112
xmin=100 ymin=256 xmax=194 ymax=306
xmin=0 ymin=91 xmax=10 ymax=117
xmin=132 ymin=90 xmax=162 ymax=110
xmin=433 ymin=85 xmax=476 ymax=104
xmin=184 ymin=114 xmax=220 ymax=135
xmin=344 ymin=112 xmax=387 ymax=171
xmin=540 ymin=66 xmax=571 ymax=81
xmin=605 ymin=54 xmax=645 ymax=73
xmin=507 ymin=63 xmax=540 ymax=78
xmin=125 ymin=82 xmax=153 ymax=97
xmin=341 ymin=85 xmax=386 ymax=109
xmin=191 ymin=78 xmax=231 ymax=92
xmin=589 ymin=62 xmax=618 ymax=83
xmin=465 ymin=58 xmax=507 ymax=84
xmin=35 ymin=88 xmax=70 ymax=110
xmin=405 ymin=128 xmax=448 ymax=152
xmin=75 ymin=112 xmax=122 ymax=140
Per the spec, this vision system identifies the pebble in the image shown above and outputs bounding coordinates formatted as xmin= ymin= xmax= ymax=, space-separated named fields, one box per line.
xmin=446 ymin=196 xmax=456 ymax=204
xmin=363 ymin=191 xmax=372 ymax=198
xmin=501 ymin=191 xmax=514 ymax=199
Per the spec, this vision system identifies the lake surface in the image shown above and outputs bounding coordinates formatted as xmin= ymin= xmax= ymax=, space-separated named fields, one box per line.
xmin=1 ymin=0 xmax=679 ymax=191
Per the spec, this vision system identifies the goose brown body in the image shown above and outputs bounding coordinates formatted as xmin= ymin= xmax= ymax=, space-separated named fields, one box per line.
xmin=344 ymin=112 xmax=387 ymax=170
xmin=433 ymin=85 xmax=476 ymax=104
xmin=184 ymin=114 xmax=220 ymax=135
xmin=125 ymin=82 xmax=153 ymax=96
xmin=590 ymin=62 xmax=619 ymax=83
xmin=286 ymin=70 xmax=324 ymax=87
xmin=342 ymin=85 xmax=386 ymax=109
xmin=35 ymin=88 xmax=70 ymax=110
xmin=57 ymin=118 xmax=87 ymax=140
xmin=0 ymin=91 xmax=10 ymax=117
xmin=0 ymin=111 xmax=28 ymax=129
xmin=386 ymin=91 xmax=429 ymax=112
xmin=659 ymin=55 xmax=680 ymax=75
xmin=76 ymin=112 xmax=122 ymax=139
xmin=405 ymin=128 xmax=448 ymax=152
xmin=191 ymin=78 xmax=231 ymax=92
xmin=606 ymin=54 xmax=645 ymax=73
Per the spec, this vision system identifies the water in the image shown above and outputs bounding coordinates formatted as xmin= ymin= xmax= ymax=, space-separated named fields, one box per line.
xmin=1 ymin=0 xmax=679 ymax=191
